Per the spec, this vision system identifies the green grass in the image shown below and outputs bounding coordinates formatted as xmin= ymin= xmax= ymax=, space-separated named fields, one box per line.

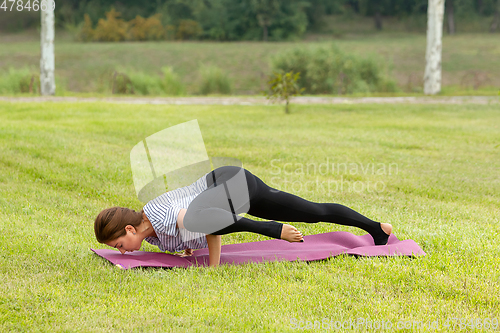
xmin=0 ymin=101 xmax=499 ymax=332
xmin=1 ymin=30 xmax=499 ymax=97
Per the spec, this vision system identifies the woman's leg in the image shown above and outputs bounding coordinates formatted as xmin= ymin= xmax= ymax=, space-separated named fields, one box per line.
xmin=243 ymin=169 xmax=391 ymax=245
xmin=184 ymin=166 xmax=390 ymax=245
xmin=184 ymin=166 xmax=292 ymax=240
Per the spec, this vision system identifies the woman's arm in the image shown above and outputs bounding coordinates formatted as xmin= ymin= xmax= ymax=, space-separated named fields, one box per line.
xmin=206 ymin=234 xmax=221 ymax=267
xmin=176 ymin=208 xmax=187 ymax=229
xmin=177 ymin=208 xmax=221 ymax=267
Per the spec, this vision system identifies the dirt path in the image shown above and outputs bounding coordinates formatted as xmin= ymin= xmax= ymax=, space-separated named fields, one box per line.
xmin=0 ymin=96 xmax=498 ymax=105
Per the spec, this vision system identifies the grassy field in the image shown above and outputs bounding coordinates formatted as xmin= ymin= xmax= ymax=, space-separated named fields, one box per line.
xmin=0 ymin=30 xmax=499 ymax=96
xmin=1 ymin=101 xmax=499 ymax=332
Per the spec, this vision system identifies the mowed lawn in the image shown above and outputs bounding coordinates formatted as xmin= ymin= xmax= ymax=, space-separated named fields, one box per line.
xmin=0 ymin=101 xmax=499 ymax=332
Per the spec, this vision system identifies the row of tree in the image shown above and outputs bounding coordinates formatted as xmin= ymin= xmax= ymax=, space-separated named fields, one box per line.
xmin=57 ymin=0 xmax=500 ymax=35
xmin=2 ymin=0 xmax=499 ymax=37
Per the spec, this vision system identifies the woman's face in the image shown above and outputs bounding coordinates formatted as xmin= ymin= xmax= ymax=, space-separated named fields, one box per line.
xmin=105 ymin=225 xmax=142 ymax=254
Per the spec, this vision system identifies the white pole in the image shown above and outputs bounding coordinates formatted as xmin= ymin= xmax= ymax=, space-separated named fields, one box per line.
xmin=40 ymin=0 xmax=56 ymax=95
xmin=424 ymin=0 xmax=445 ymax=95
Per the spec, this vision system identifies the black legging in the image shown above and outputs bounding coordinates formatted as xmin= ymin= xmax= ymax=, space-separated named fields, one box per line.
xmin=183 ymin=166 xmax=389 ymax=245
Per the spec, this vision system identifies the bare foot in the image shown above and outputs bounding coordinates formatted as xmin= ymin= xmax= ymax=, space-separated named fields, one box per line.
xmin=381 ymin=223 xmax=393 ymax=236
xmin=280 ymin=224 xmax=304 ymax=242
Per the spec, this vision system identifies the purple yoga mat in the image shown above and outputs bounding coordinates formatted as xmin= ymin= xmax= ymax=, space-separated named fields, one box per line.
xmin=91 ymin=231 xmax=425 ymax=270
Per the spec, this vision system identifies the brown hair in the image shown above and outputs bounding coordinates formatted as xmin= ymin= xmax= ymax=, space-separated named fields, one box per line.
xmin=94 ymin=206 xmax=144 ymax=243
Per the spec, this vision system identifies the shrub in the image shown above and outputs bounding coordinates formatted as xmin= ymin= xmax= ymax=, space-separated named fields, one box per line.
xmin=93 ymin=8 xmax=128 ymax=42
xmin=111 ymin=71 xmax=134 ymax=94
xmin=127 ymin=71 xmax=163 ymax=95
xmin=176 ymin=19 xmax=203 ymax=40
xmin=128 ymin=14 xmax=165 ymax=41
xmin=0 ymin=67 xmax=40 ymax=94
xmin=197 ymin=64 xmax=232 ymax=95
xmin=161 ymin=67 xmax=186 ymax=96
xmin=270 ymin=44 xmax=399 ymax=95
xmin=78 ymin=10 xmax=205 ymax=42
xmin=164 ymin=25 xmax=176 ymax=40
xmin=78 ymin=14 xmax=95 ymax=42
xmin=110 ymin=67 xmax=186 ymax=96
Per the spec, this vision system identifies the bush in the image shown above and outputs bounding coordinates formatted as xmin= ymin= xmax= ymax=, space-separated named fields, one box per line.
xmin=111 ymin=71 xmax=134 ymax=94
xmin=164 ymin=25 xmax=177 ymax=40
xmin=0 ymin=67 xmax=40 ymax=94
xmin=175 ymin=19 xmax=203 ymax=40
xmin=197 ymin=64 xmax=232 ymax=95
xmin=110 ymin=67 xmax=186 ymax=96
xmin=77 ymin=9 xmax=204 ymax=42
xmin=160 ymin=67 xmax=186 ymax=96
xmin=78 ymin=14 xmax=95 ymax=42
xmin=128 ymin=14 xmax=165 ymax=41
xmin=93 ymin=8 xmax=129 ymax=42
xmin=127 ymin=71 xmax=163 ymax=95
xmin=270 ymin=44 xmax=399 ymax=95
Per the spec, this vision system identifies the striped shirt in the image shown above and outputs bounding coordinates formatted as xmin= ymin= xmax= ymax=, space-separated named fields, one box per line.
xmin=143 ymin=171 xmax=211 ymax=252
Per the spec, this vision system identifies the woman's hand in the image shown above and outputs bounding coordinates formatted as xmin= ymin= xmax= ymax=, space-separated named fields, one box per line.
xmin=206 ymin=234 xmax=221 ymax=267
xmin=173 ymin=248 xmax=193 ymax=257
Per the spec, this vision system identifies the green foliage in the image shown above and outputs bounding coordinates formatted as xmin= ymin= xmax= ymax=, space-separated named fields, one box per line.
xmin=3 ymin=0 xmax=500 ymax=38
xmin=270 ymin=44 xmax=399 ymax=95
xmin=78 ymin=9 xmax=204 ymax=42
xmin=126 ymin=71 xmax=163 ymax=96
xmin=128 ymin=14 xmax=165 ymax=41
xmin=0 ymin=67 xmax=40 ymax=94
xmin=3 ymin=33 xmax=499 ymax=96
xmin=160 ymin=67 xmax=187 ymax=96
xmin=110 ymin=67 xmax=186 ymax=96
xmin=193 ymin=0 xmax=230 ymax=40
xmin=93 ymin=8 xmax=129 ymax=42
xmin=198 ymin=64 xmax=233 ymax=95
xmin=164 ymin=25 xmax=177 ymax=40
xmin=78 ymin=14 xmax=95 ymax=42
xmin=264 ymin=70 xmax=305 ymax=113
xmin=0 ymin=7 xmax=39 ymax=32
xmin=175 ymin=19 xmax=203 ymax=40
xmin=73 ymin=0 xmax=311 ymax=42
xmin=111 ymin=71 xmax=134 ymax=94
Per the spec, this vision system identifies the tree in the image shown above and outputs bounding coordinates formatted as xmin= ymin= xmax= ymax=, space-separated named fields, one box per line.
xmin=40 ymin=0 xmax=56 ymax=95
xmin=424 ymin=0 xmax=445 ymax=95
xmin=358 ymin=0 xmax=389 ymax=31
xmin=490 ymin=0 xmax=500 ymax=32
xmin=373 ymin=0 xmax=384 ymax=30
xmin=251 ymin=0 xmax=281 ymax=41
xmin=446 ymin=0 xmax=455 ymax=34
xmin=264 ymin=70 xmax=305 ymax=114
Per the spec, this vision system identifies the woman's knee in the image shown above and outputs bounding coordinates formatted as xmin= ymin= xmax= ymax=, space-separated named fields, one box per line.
xmin=213 ymin=165 xmax=242 ymax=181
xmin=184 ymin=207 xmax=235 ymax=234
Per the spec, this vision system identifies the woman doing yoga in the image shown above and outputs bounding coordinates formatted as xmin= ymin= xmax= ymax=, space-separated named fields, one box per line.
xmin=94 ymin=166 xmax=393 ymax=267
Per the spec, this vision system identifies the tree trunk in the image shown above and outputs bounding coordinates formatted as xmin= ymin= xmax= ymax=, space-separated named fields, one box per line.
xmin=263 ymin=24 xmax=268 ymax=42
xmin=490 ymin=2 xmax=500 ymax=33
xmin=424 ymin=0 xmax=445 ymax=95
xmin=477 ymin=0 xmax=484 ymax=14
xmin=446 ymin=0 xmax=455 ymax=34
xmin=374 ymin=11 xmax=383 ymax=30
xmin=40 ymin=0 xmax=56 ymax=95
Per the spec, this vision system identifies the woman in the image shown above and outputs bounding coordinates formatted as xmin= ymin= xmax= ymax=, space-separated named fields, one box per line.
xmin=94 ymin=166 xmax=392 ymax=267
